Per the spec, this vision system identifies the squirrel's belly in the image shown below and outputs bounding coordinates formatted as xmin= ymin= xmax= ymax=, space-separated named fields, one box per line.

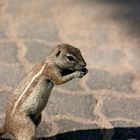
xmin=21 ymin=78 xmax=54 ymax=116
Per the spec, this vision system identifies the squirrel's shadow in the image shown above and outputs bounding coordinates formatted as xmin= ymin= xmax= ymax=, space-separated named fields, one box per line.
xmin=1 ymin=127 xmax=140 ymax=140
xmin=40 ymin=127 xmax=140 ymax=140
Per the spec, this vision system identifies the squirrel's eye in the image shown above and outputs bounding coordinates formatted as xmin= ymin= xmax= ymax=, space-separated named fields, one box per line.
xmin=67 ymin=56 xmax=75 ymax=61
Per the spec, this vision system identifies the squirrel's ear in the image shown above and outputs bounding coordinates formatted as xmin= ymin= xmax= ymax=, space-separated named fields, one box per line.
xmin=56 ymin=50 xmax=61 ymax=57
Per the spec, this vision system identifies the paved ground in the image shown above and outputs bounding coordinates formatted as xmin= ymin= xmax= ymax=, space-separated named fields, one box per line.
xmin=0 ymin=0 xmax=140 ymax=139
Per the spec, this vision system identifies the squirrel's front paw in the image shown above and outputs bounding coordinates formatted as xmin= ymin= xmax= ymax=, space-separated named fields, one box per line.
xmin=74 ymin=68 xmax=88 ymax=78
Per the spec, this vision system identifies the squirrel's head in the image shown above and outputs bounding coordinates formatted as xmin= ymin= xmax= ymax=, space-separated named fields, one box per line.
xmin=47 ymin=44 xmax=87 ymax=75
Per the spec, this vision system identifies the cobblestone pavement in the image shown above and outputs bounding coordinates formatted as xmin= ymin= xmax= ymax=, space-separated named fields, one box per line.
xmin=0 ymin=0 xmax=140 ymax=140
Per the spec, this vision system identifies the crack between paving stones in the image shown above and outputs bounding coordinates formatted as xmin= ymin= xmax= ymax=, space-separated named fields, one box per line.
xmin=109 ymin=118 xmax=140 ymax=126
xmin=1 ymin=5 xmax=29 ymax=72
xmin=43 ymin=113 xmax=98 ymax=125
xmin=93 ymin=95 xmax=113 ymax=129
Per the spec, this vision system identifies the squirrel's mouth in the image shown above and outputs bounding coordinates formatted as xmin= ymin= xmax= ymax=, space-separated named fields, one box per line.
xmin=61 ymin=67 xmax=87 ymax=76
xmin=61 ymin=69 xmax=76 ymax=76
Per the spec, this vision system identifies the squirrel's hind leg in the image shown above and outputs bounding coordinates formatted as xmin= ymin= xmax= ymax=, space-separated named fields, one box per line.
xmin=10 ymin=114 xmax=36 ymax=140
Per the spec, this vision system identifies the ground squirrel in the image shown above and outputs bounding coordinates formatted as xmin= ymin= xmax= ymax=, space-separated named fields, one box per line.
xmin=0 ymin=44 xmax=88 ymax=140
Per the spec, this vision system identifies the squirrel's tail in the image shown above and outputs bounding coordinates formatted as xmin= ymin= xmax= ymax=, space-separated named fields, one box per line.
xmin=0 ymin=126 xmax=6 ymax=136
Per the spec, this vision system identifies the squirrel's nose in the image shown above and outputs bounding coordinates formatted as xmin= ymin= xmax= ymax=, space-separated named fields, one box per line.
xmin=80 ymin=61 xmax=86 ymax=67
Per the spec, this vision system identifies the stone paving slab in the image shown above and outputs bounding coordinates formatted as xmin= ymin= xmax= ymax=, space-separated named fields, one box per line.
xmin=0 ymin=0 xmax=140 ymax=140
xmin=45 ymin=92 xmax=96 ymax=120
xmin=25 ymin=41 xmax=52 ymax=63
xmin=0 ymin=42 xmax=18 ymax=64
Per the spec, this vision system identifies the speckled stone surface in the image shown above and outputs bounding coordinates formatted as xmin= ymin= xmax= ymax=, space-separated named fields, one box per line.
xmin=0 ymin=0 xmax=140 ymax=140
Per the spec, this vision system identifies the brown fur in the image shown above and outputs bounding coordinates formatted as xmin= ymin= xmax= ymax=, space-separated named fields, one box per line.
xmin=0 ymin=44 xmax=88 ymax=140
